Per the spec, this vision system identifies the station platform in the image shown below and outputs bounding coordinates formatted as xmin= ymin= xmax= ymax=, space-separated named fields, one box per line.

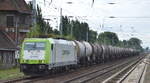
xmin=143 ymin=55 xmax=150 ymax=83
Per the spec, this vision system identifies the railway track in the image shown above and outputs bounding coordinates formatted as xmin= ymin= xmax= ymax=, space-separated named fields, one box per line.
xmin=63 ymin=55 xmax=144 ymax=83
xmin=102 ymin=59 xmax=143 ymax=83
xmin=3 ymin=55 xmax=144 ymax=83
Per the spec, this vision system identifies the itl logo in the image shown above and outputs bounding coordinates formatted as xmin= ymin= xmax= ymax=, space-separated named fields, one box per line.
xmin=62 ymin=50 xmax=70 ymax=56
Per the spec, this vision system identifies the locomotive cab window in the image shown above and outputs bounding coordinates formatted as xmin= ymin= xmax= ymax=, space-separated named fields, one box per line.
xmin=24 ymin=42 xmax=45 ymax=50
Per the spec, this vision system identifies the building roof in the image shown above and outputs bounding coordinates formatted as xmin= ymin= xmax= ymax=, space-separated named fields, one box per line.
xmin=0 ymin=0 xmax=31 ymax=14
xmin=0 ymin=31 xmax=17 ymax=51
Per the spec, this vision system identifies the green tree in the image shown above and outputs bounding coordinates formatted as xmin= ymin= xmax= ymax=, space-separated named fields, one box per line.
xmin=27 ymin=24 xmax=40 ymax=38
xmin=62 ymin=16 xmax=71 ymax=36
xmin=98 ymin=32 xmax=119 ymax=46
xmin=119 ymin=40 xmax=129 ymax=47
xmin=80 ymin=22 xmax=89 ymax=41
xmin=53 ymin=29 xmax=60 ymax=35
xmin=27 ymin=4 xmax=55 ymax=37
xmin=88 ymin=30 xmax=97 ymax=43
xmin=128 ymin=37 xmax=143 ymax=50
xmin=128 ymin=38 xmax=142 ymax=46
xmin=36 ymin=5 xmax=53 ymax=35
xmin=145 ymin=47 xmax=149 ymax=51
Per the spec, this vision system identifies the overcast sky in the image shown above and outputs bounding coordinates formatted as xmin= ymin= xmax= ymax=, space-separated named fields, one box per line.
xmin=25 ymin=0 xmax=150 ymax=48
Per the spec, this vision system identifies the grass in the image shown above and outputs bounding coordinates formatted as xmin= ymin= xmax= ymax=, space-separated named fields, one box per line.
xmin=0 ymin=67 xmax=25 ymax=80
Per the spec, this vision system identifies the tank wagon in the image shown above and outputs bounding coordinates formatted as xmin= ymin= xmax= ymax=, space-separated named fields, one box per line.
xmin=20 ymin=38 xmax=139 ymax=75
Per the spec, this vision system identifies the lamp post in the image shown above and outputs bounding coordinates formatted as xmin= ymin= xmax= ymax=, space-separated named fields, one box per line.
xmin=32 ymin=0 xmax=36 ymax=26
xmin=59 ymin=8 xmax=63 ymax=36
xmin=67 ymin=16 xmax=74 ymax=37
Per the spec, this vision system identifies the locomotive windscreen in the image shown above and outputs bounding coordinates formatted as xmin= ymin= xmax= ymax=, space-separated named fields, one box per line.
xmin=24 ymin=42 xmax=45 ymax=50
xmin=23 ymin=42 xmax=46 ymax=60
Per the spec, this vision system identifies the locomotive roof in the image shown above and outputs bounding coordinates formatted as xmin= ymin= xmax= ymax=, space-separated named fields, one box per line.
xmin=24 ymin=38 xmax=76 ymax=46
xmin=48 ymin=38 xmax=76 ymax=46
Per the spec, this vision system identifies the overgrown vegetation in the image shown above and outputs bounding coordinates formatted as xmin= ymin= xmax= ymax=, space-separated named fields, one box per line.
xmin=0 ymin=67 xmax=24 ymax=80
xmin=98 ymin=32 xmax=119 ymax=46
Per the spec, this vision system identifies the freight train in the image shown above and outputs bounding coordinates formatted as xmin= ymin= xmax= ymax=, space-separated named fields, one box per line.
xmin=20 ymin=38 xmax=139 ymax=75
